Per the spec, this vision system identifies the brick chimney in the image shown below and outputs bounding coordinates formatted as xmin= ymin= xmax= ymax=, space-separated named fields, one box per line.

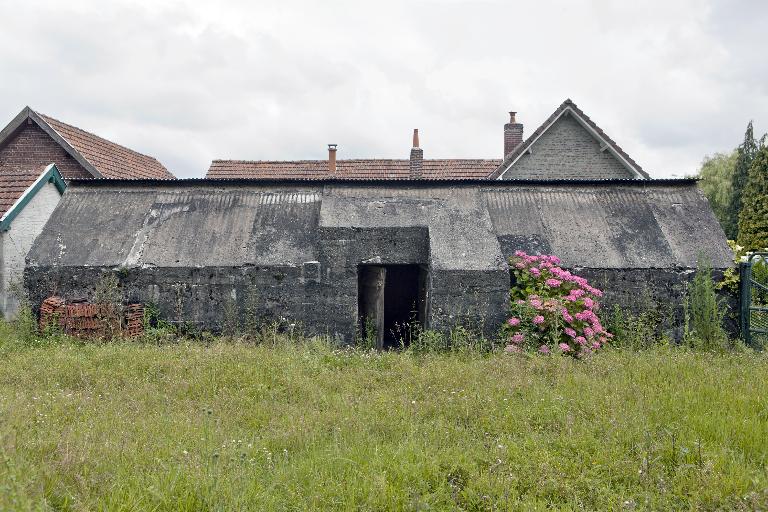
xmin=409 ymin=129 xmax=423 ymax=179
xmin=328 ymin=144 xmax=337 ymax=173
xmin=504 ymin=112 xmax=523 ymax=157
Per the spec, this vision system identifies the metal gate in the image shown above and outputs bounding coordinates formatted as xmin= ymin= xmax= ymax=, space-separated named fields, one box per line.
xmin=740 ymin=252 xmax=768 ymax=347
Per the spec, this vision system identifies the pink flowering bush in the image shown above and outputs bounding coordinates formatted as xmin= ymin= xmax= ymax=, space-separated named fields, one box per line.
xmin=502 ymin=251 xmax=612 ymax=357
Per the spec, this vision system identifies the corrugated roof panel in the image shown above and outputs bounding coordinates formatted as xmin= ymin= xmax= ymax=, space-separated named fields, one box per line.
xmin=27 ymin=181 xmax=731 ymax=271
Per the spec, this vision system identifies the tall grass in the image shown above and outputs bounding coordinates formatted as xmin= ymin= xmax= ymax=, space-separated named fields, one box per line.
xmin=0 ymin=322 xmax=766 ymax=510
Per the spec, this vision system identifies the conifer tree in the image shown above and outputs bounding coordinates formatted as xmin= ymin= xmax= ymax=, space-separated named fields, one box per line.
xmin=724 ymin=122 xmax=762 ymax=239
xmin=737 ymin=145 xmax=768 ymax=250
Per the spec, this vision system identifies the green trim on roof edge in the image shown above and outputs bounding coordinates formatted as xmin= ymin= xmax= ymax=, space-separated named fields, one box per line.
xmin=0 ymin=164 xmax=66 ymax=232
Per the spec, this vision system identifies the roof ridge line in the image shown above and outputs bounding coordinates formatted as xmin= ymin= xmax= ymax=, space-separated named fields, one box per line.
xmin=212 ymin=158 xmax=503 ymax=163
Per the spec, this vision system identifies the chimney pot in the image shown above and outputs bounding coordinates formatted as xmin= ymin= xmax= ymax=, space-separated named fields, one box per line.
xmin=504 ymin=111 xmax=523 ymax=157
xmin=328 ymin=144 xmax=337 ymax=173
xmin=412 ymin=128 xmax=420 ymax=148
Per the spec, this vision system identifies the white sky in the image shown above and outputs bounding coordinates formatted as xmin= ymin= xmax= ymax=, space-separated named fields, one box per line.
xmin=1 ymin=0 xmax=766 ymax=178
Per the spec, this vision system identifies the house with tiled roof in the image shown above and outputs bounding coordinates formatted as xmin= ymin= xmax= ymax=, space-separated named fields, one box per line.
xmin=206 ymin=99 xmax=649 ymax=181
xmin=0 ymin=107 xmax=174 ymax=317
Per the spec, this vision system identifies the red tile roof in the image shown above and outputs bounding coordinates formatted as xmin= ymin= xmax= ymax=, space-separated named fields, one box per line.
xmin=207 ymin=158 xmax=502 ymax=180
xmin=0 ymin=165 xmax=48 ymax=218
xmin=37 ymin=113 xmax=175 ymax=180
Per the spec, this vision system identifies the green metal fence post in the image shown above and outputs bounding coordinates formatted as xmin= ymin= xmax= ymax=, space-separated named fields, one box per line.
xmin=739 ymin=261 xmax=752 ymax=346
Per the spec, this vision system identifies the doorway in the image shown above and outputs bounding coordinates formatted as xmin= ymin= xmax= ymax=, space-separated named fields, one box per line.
xmin=358 ymin=264 xmax=427 ymax=349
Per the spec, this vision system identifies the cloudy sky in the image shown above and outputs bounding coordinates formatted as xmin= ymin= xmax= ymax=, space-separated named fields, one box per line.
xmin=1 ymin=0 xmax=766 ymax=178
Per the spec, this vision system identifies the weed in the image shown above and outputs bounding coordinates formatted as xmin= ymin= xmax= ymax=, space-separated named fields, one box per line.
xmin=357 ymin=316 xmax=378 ymax=351
xmin=609 ymin=305 xmax=669 ymax=350
xmin=221 ymin=289 xmax=239 ymax=336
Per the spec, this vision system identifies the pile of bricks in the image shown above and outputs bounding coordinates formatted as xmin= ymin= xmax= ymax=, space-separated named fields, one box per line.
xmin=124 ymin=304 xmax=145 ymax=337
xmin=39 ymin=296 xmax=145 ymax=338
xmin=39 ymin=296 xmax=66 ymax=330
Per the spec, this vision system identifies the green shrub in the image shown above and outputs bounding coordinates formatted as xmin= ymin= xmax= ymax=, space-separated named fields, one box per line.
xmin=684 ymin=260 xmax=729 ymax=350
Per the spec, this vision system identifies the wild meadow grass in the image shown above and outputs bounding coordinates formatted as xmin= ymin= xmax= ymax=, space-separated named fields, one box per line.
xmin=0 ymin=321 xmax=767 ymax=510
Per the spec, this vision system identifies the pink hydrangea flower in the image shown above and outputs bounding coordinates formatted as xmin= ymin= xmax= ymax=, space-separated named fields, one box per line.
xmin=561 ymin=309 xmax=573 ymax=323
xmin=529 ymin=299 xmax=543 ymax=309
xmin=575 ymin=336 xmax=587 ymax=346
xmin=564 ymin=327 xmax=577 ymax=338
xmin=507 ymin=317 xmax=521 ymax=327
xmin=592 ymin=341 xmax=601 ymax=349
xmin=532 ymin=315 xmax=545 ymax=325
xmin=505 ymin=344 xmax=522 ymax=353
xmin=583 ymin=327 xmax=594 ymax=337
xmin=583 ymin=297 xmax=595 ymax=309
xmin=545 ymin=278 xmax=562 ymax=288
xmin=529 ymin=267 xmax=541 ymax=277
xmin=585 ymin=286 xmax=603 ymax=297
xmin=511 ymin=333 xmax=524 ymax=344
xmin=538 ymin=345 xmax=550 ymax=354
xmin=515 ymin=261 xmax=526 ymax=269
xmin=558 ymin=343 xmax=571 ymax=352
xmin=572 ymin=276 xmax=588 ymax=288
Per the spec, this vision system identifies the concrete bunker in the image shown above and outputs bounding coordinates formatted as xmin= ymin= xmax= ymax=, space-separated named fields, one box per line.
xmin=358 ymin=264 xmax=427 ymax=349
xmin=24 ymin=179 xmax=733 ymax=343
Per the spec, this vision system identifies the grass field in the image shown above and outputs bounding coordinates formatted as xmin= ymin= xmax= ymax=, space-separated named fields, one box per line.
xmin=1 ymin=322 xmax=767 ymax=510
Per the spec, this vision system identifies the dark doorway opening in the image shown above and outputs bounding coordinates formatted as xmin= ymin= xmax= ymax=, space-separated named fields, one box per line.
xmin=358 ymin=264 xmax=427 ymax=349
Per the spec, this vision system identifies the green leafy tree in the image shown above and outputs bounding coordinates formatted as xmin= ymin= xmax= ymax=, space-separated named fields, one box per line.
xmin=738 ymin=146 xmax=768 ymax=250
xmin=724 ymin=122 xmax=764 ymax=239
xmin=697 ymin=150 xmax=737 ymax=231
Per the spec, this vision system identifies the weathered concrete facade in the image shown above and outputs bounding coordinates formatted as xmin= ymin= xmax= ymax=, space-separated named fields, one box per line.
xmin=25 ymin=179 xmax=732 ymax=342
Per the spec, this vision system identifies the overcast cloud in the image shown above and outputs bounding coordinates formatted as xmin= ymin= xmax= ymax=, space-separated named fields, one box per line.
xmin=1 ymin=0 xmax=766 ymax=178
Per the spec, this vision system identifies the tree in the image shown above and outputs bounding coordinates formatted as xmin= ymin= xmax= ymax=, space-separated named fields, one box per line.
xmin=697 ymin=150 xmax=737 ymax=231
xmin=724 ymin=122 xmax=764 ymax=239
xmin=737 ymin=145 xmax=768 ymax=250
